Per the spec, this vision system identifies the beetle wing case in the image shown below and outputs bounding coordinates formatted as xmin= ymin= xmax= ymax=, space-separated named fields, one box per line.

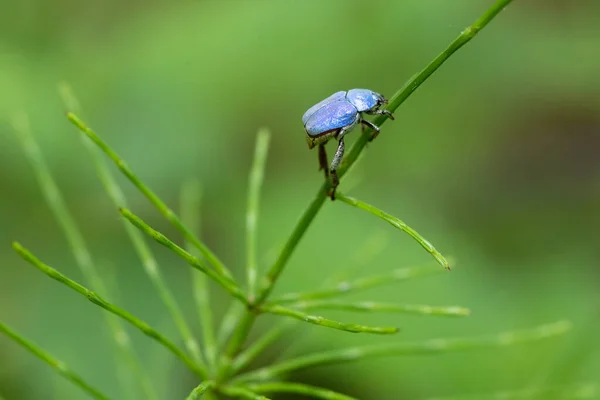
xmin=304 ymin=101 xmax=358 ymax=137
xmin=302 ymin=91 xmax=347 ymax=126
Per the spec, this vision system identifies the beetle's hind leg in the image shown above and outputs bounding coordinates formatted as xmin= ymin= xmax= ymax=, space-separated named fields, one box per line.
xmin=318 ymin=143 xmax=329 ymax=179
xmin=329 ymin=138 xmax=345 ymax=200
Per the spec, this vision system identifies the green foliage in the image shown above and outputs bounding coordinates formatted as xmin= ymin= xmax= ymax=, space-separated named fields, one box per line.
xmin=1 ymin=1 xmax=585 ymax=399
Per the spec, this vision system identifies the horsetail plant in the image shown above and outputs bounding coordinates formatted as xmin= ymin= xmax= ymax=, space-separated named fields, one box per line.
xmin=2 ymin=0 xmax=582 ymax=399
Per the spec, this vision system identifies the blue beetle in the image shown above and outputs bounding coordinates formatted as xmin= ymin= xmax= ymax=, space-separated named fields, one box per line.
xmin=302 ymin=89 xmax=394 ymax=199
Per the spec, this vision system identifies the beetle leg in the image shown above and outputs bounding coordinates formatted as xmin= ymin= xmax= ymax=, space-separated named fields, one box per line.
xmin=318 ymin=143 xmax=329 ymax=179
xmin=361 ymin=119 xmax=381 ymax=141
xmin=329 ymin=138 xmax=345 ymax=200
xmin=366 ymin=108 xmax=395 ymax=120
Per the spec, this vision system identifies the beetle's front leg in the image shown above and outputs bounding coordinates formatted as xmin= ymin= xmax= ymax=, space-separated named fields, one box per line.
xmin=329 ymin=138 xmax=345 ymax=200
xmin=366 ymin=108 xmax=395 ymax=120
xmin=318 ymin=143 xmax=329 ymax=179
xmin=361 ymin=119 xmax=381 ymax=141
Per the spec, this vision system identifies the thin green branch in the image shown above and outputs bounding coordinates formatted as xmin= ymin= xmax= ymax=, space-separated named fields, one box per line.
xmin=119 ymin=208 xmax=248 ymax=305
xmin=336 ymin=192 xmax=449 ymax=269
xmin=10 ymin=112 xmax=155 ymax=398
xmin=58 ymin=83 xmax=206 ymax=372
xmin=66 ymin=112 xmax=234 ymax=281
xmin=259 ymin=304 xmax=398 ymax=334
xmin=219 ymin=386 xmax=270 ymax=400
xmin=0 ymin=321 xmax=110 ymax=400
xmin=271 ymin=264 xmax=444 ymax=304
xmin=255 ymin=0 xmax=513 ymax=303
xmin=234 ymin=320 xmax=572 ymax=383
xmin=185 ymin=381 xmax=215 ymax=400
xmin=12 ymin=242 xmax=205 ymax=377
xmin=231 ymin=321 xmax=294 ymax=374
xmin=286 ymin=300 xmax=471 ymax=317
xmin=247 ymin=382 xmax=358 ymax=400
xmin=246 ymin=128 xmax=271 ymax=300
xmin=180 ymin=180 xmax=217 ymax=370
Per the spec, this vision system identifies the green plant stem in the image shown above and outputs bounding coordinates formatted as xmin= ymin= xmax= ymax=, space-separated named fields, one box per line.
xmin=260 ymin=304 xmax=398 ymax=334
xmin=12 ymin=242 xmax=205 ymax=378
xmin=120 ymin=208 xmax=248 ymax=305
xmin=66 ymin=112 xmax=234 ymax=281
xmin=219 ymin=386 xmax=270 ymax=400
xmin=180 ymin=180 xmax=217 ymax=370
xmin=0 ymin=321 xmax=110 ymax=400
xmin=246 ymin=128 xmax=271 ymax=300
xmin=234 ymin=320 xmax=571 ymax=383
xmin=185 ymin=381 xmax=216 ymax=400
xmin=246 ymin=382 xmax=358 ymax=400
xmin=59 ymin=84 xmax=206 ymax=372
xmin=216 ymin=0 xmax=515 ymax=382
xmin=336 ymin=193 xmax=450 ymax=269
xmin=255 ymin=0 xmax=513 ymax=304
xmin=271 ymin=264 xmax=444 ymax=304
xmin=11 ymin=112 xmax=155 ymax=399
xmin=284 ymin=300 xmax=471 ymax=317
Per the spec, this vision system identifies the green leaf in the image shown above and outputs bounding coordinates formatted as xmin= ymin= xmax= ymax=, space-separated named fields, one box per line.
xmin=119 ymin=207 xmax=248 ymax=305
xmin=260 ymin=304 xmax=398 ymax=334
xmin=336 ymin=193 xmax=450 ymax=270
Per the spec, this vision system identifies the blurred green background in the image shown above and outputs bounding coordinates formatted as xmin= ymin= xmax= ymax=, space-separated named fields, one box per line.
xmin=1 ymin=0 xmax=599 ymax=399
